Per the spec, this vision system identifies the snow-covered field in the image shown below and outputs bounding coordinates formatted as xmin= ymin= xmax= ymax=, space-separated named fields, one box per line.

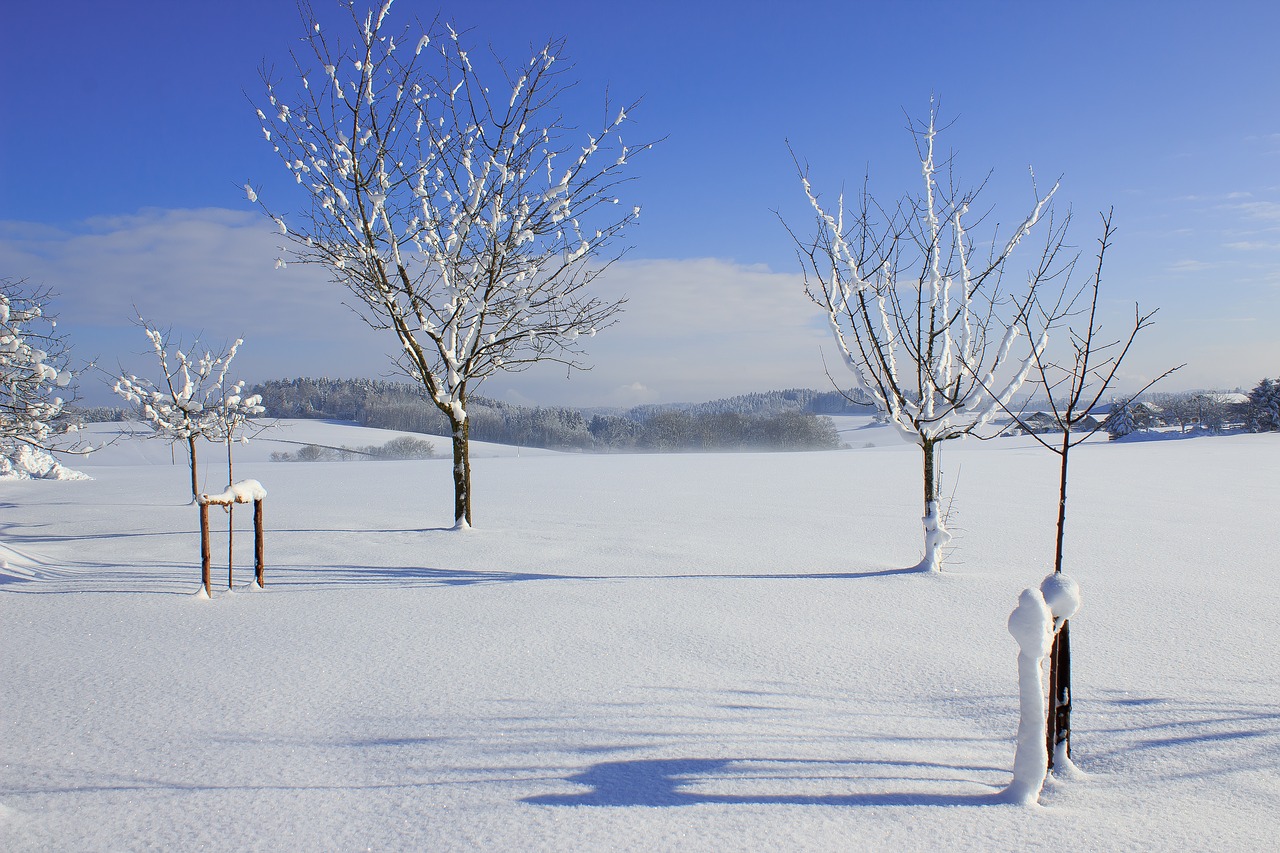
xmin=3 ymin=419 xmax=1278 ymax=851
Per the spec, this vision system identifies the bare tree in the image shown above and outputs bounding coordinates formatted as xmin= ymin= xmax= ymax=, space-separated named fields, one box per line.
xmin=785 ymin=106 xmax=1072 ymax=571
xmin=1 ymin=278 xmax=79 ymax=459
xmin=984 ymin=211 xmax=1181 ymax=771
xmin=252 ymin=2 xmax=648 ymax=528
xmin=1152 ymin=390 xmax=1233 ymax=434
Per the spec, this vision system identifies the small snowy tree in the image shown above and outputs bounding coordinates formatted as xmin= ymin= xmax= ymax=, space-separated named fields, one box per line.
xmin=252 ymin=2 xmax=647 ymax=528
xmin=1 ymin=279 xmax=78 ymax=458
xmin=976 ymin=213 xmax=1179 ymax=771
xmin=1102 ymin=397 xmax=1137 ymax=440
xmin=785 ymin=106 xmax=1071 ymax=571
xmin=113 ymin=323 xmax=259 ymax=501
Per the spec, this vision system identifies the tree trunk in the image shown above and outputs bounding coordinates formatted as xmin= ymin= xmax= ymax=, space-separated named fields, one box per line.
xmin=1054 ymin=436 xmax=1070 ymax=575
xmin=1047 ymin=619 xmax=1072 ymax=768
xmin=923 ymin=438 xmax=937 ymax=508
xmin=187 ymin=435 xmax=199 ymax=502
xmin=919 ymin=439 xmax=947 ymax=572
xmin=225 ymin=438 xmax=234 ymax=588
xmin=450 ymin=414 xmax=472 ymax=529
xmin=1047 ymin=432 xmax=1073 ymax=768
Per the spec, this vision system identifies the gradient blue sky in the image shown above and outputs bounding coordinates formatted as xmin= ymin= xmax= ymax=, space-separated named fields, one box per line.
xmin=3 ymin=0 xmax=1277 ymax=407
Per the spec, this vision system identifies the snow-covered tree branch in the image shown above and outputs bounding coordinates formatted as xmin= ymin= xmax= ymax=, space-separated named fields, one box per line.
xmin=113 ymin=321 xmax=263 ymax=501
xmin=252 ymin=1 xmax=649 ymax=527
xmin=784 ymin=105 xmax=1073 ymax=571
xmin=1 ymin=278 xmax=79 ymax=464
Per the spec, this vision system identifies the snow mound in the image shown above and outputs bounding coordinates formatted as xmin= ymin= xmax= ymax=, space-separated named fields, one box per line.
xmin=0 ymin=445 xmax=90 ymax=480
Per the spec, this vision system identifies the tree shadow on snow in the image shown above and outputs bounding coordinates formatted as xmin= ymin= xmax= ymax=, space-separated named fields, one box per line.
xmin=268 ymin=563 xmax=589 ymax=587
xmin=524 ymin=756 xmax=1005 ymax=807
xmin=1081 ymin=690 xmax=1280 ymax=779
xmin=264 ymin=563 xmax=932 ymax=589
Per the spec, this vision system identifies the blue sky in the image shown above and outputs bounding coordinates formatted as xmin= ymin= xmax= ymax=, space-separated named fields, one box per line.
xmin=2 ymin=0 xmax=1277 ymax=407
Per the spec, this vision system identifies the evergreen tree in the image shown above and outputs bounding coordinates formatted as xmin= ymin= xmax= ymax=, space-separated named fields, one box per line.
xmin=1246 ymin=378 xmax=1280 ymax=432
xmin=1103 ymin=398 xmax=1137 ymax=440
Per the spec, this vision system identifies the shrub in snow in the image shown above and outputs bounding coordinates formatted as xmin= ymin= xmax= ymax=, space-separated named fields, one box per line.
xmin=370 ymin=436 xmax=435 ymax=460
xmin=271 ymin=436 xmax=436 ymax=463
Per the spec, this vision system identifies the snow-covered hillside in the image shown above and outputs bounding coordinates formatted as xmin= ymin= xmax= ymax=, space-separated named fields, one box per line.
xmin=2 ymin=423 xmax=1277 ymax=851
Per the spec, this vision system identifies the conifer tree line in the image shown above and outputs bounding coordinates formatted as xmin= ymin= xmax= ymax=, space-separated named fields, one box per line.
xmin=246 ymin=378 xmax=855 ymax=452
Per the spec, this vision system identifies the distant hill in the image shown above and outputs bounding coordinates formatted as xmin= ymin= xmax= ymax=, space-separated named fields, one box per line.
xmin=250 ymin=378 xmax=859 ymax=452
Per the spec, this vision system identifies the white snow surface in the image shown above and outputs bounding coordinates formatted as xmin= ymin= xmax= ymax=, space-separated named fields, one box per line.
xmin=2 ymin=420 xmax=1279 ymax=851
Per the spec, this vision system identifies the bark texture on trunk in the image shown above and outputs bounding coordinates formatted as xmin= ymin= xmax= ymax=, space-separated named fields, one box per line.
xmin=187 ymin=435 xmax=199 ymax=502
xmin=1046 ymin=619 xmax=1072 ymax=768
xmin=1047 ymin=432 xmax=1073 ymax=769
xmin=451 ymin=416 xmax=472 ymax=529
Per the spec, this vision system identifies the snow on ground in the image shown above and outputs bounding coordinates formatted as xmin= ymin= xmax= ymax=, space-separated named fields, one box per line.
xmin=2 ymin=423 xmax=1278 ymax=851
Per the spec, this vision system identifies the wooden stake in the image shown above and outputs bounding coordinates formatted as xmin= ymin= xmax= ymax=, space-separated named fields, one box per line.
xmin=254 ymin=499 xmax=265 ymax=588
xmin=227 ymin=505 xmax=234 ymax=590
xmin=199 ymin=502 xmax=211 ymax=597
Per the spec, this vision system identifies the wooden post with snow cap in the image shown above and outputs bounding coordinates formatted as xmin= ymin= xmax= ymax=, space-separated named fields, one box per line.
xmin=197 ymin=480 xmax=268 ymax=593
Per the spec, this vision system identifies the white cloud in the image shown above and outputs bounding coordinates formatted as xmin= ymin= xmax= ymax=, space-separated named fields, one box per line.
xmin=1225 ymin=240 xmax=1280 ymax=251
xmin=0 ymin=208 xmax=398 ymax=396
xmin=1231 ymin=200 xmax=1280 ymax=222
xmin=6 ymin=206 xmax=1272 ymax=408
xmin=604 ymin=382 xmax=659 ymax=407
xmin=0 ymin=211 xmax=840 ymax=407
xmin=474 ymin=257 xmax=839 ymax=406
xmin=545 ymin=257 xmax=836 ymax=403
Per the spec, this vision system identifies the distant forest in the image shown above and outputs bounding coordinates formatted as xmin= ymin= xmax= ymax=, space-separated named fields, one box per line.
xmin=248 ymin=378 xmax=871 ymax=452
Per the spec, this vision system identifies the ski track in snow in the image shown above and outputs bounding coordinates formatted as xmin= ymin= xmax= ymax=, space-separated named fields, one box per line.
xmin=2 ymin=420 xmax=1278 ymax=851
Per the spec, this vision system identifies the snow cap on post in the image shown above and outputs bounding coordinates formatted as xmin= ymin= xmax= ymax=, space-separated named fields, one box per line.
xmin=1040 ymin=573 xmax=1081 ymax=624
xmin=199 ymin=479 xmax=268 ymax=507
